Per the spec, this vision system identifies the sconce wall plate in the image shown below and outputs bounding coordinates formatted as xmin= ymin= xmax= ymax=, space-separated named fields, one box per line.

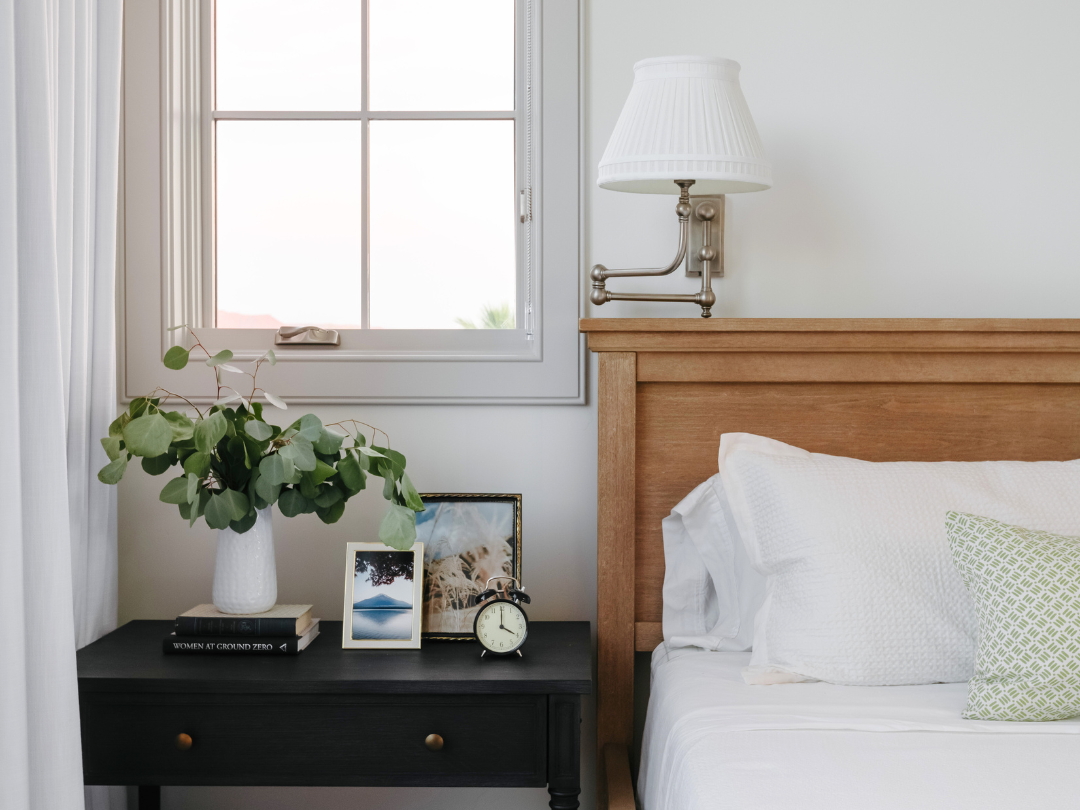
xmin=687 ymin=195 xmax=724 ymax=279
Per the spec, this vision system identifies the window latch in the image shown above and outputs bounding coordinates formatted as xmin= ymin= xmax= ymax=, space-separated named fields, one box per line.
xmin=275 ymin=326 xmax=341 ymax=346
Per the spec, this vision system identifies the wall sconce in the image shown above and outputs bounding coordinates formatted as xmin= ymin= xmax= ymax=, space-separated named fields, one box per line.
xmin=591 ymin=56 xmax=772 ymax=318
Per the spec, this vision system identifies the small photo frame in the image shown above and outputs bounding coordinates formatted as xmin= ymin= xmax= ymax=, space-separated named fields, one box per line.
xmin=417 ymin=493 xmax=522 ymax=640
xmin=341 ymin=542 xmax=424 ymax=649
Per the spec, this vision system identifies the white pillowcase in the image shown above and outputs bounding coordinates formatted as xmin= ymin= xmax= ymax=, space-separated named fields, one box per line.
xmin=662 ymin=476 xmax=766 ymax=651
xmin=718 ymin=433 xmax=1080 ymax=686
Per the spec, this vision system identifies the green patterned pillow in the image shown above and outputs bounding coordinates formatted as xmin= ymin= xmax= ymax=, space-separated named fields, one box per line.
xmin=946 ymin=511 xmax=1080 ymax=722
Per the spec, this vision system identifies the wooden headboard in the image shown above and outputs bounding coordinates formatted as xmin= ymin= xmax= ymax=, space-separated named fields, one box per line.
xmin=580 ymin=318 xmax=1080 ymax=810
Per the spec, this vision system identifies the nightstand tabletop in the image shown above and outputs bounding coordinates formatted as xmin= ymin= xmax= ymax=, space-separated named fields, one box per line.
xmin=77 ymin=620 xmax=592 ymax=696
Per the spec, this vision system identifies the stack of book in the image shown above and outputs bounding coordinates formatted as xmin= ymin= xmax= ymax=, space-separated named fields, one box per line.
xmin=163 ymin=604 xmax=320 ymax=655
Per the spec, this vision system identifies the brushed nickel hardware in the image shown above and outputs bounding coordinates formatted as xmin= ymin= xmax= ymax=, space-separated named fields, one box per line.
xmin=589 ymin=180 xmax=722 ymax=318
xmin=175 ymin=733 xmax=193 ymax=751
xmin=425 ymin=733 xmax=444 ymax=751
xmin=686 ymin=196 xmax=724 ymax=278
xmin=275 ymin=326 xmax=341 ymax=346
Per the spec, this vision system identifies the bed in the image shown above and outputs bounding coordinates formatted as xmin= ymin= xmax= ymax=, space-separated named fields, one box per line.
xmin=579 ymin=318 xmax=1080 ymax=810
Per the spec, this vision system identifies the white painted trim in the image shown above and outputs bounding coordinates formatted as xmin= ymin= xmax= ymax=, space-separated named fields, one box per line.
xmin=123 ymin=0 xmax=583 ymax=404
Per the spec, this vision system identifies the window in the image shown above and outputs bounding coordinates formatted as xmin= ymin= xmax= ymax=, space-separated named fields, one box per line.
xmin=122 ymin=0 xmax=583 ymax=403
xmin=214 ymin=0 xmax=520 ymax=332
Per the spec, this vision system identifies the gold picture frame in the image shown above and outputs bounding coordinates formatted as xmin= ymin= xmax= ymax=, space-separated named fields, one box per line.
xmin=417 ymin=493 xmax=522 ymax=640
xmin=341 ymin=541 xmax=424 ymax=649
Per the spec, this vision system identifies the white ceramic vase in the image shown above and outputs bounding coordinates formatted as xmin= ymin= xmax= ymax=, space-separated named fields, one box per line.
xmin=212 ymin=506 xmax=277 ymax=614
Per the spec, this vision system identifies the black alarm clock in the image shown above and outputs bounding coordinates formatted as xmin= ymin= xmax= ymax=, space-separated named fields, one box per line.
xmin=472 ymin=576 xmax=531 ymax=657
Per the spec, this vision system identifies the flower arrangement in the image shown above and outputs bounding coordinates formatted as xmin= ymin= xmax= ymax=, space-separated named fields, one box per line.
xmin=97 ymin=327 xmax=423 ymax=548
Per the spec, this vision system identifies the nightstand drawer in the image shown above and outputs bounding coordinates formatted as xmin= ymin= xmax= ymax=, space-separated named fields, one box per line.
xmin=80 ymin=693 xmax=547 ymax=787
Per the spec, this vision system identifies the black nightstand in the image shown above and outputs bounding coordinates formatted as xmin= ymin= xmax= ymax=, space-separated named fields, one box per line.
xmin=77 ymin=620 xmax=591 ymax=809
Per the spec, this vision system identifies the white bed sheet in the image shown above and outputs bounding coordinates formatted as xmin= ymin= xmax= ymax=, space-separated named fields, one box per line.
xmin=639 ymin=645 xmax=1080 ymax=810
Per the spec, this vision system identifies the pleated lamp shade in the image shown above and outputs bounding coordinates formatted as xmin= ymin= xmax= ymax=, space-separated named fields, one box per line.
xmin=597 ymin=55 xmax=772 ymax=195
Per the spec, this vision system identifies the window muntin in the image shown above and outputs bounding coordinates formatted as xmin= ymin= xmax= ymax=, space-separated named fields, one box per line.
xmin=212 ymin=0 xmax=520 ymax=332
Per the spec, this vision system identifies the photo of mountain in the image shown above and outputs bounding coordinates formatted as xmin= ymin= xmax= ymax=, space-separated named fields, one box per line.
xmin=351 ymin=549 xmax=416 ymax=641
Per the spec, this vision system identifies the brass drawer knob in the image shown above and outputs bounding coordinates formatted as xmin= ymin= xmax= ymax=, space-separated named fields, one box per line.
xmin=424 ymin=733 xmax=444 ymax=751
xmin=175 ymin=733 xmax=193 ymax=751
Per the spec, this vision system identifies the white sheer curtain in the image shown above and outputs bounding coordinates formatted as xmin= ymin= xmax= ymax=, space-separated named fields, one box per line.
xmin=0 ymin=1 xmax=124 ymax=809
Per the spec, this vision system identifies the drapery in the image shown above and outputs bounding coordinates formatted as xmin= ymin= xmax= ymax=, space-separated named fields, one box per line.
xmin=0 ymin=1 xmax=124 ymax=809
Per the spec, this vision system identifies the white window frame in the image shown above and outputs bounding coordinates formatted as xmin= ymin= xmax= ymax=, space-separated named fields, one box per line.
xmin=120 ymin=0 xmax=584 ymax=404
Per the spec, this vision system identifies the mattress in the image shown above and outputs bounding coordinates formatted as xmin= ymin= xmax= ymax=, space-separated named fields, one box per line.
xmin=638 ymin=645 xmax=1080 ymax=810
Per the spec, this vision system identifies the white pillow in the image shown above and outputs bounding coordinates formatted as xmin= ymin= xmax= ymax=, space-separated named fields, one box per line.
xmin=662 ymin=476 xmax=766 ymax=651
xmin=718 ymin=433 xmax=1080 ymax=686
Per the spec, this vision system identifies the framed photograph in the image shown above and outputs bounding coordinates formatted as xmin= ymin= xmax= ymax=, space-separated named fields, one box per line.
xmin=416 ymin=493 xmax=522 ymax=640
xmin=341 ymin=542 xmax=424 ymax=649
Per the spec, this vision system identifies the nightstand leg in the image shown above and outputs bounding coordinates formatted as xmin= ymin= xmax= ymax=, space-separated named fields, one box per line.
xmin=547 ymin=694 xmax=581 ymax=810
xmin=138 ymin=785 xmax=160 ymax=810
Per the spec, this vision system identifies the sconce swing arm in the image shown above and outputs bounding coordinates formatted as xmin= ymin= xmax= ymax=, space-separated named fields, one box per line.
xmin=589 ymin=180 xmax=720 ymax=318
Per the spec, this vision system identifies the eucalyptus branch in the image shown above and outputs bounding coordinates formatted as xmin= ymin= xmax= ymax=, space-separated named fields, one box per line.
xmin=326 ymin=419 xmax=391 ymax=449
xmin=146 ymin=387 xmax=204 ymax=419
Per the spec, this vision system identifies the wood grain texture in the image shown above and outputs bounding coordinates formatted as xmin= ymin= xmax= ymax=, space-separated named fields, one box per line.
xmin=596 ymin=353 xmax=637 ymax=808
xmin=634 ymin=622 xmax=663 ymax=652
xmin=634 ymin=382 xmax=1080 ymax=622
xmin=580 ymin=318 xmax=1080 ymax=333
xmin=637 ymin=352 xmax=1080 ymax=383
xmin=582 ymin=317 xmax=1080 ymax=807
xmin=603 ymin=745 xmax=636 ymax=810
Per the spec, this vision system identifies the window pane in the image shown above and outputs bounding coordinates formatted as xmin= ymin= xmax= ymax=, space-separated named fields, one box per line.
xmin=369 ymin=121 xmax=516 ymax=329
xmin=369 ymin=0 xmax=514 ymax=111
xmin=216 ymin=121 xmax=363 ymax=328
xmin=215 ymin=0 xmax=362 ymax=111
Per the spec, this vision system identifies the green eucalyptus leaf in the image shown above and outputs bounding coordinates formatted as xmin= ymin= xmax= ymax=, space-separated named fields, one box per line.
xmin=263 ymin=391 xmax=287 ymax=410
xmin=311 ymin=459 xmax=336 ymax=486
xmin=194 ymin=411 xmax=228 ymax=454
xmin=382 ymin=472 xmax=395 ymax=501
xmin=183 ymin=451 xmax=212 ymax=478
xmin=123 ymin=413 xmax=173 ymax=458
xmin=314 ymin=486 xmax=343 ymax=509
xmin=376 ymin=448 xmax=407 ymax=479
xmin=203 ymin=493 xmax=234 ymax=530
xmin=229 ymin=509 xmax=259 ymax=534
xmin=100 ymin=436 xmax=122 ymax=462
xmin=279 ymin=438 xmax=316 ymax=471
xmin=141 ymin=454 xmax=173 ymax=476
xmin=299 ymin=474 xmax=319 ymax=500
xmin=358 ymin=446 xmax=386 ymax=459
xmin=206 ymin=349 xmax=234 ymax=367
xmin=278 ymin=488 xmax=309 ymax=518
xmin=108 ymin=412 xmax=130 ymax=439
xmin=163 ymin=410 xmax=195 ymax=441
xmin=167 ymin=323 xmax=189 ymax=332
xmin=337 ymin=452 xmax=365 ymax=493
xmin=254 ymin=473 xmax=282 ymax=506
xmin=163 ymin=345 xmax=190 ymax=370
xmin=316 ymin=499 xmax=346 ymax=525
xmin=220 ymin=489 xmax=250 ymax=521
xmin=379 ymin=504 xmax=418 ymax=550
xmin=265 ymin=349 xmax=277 ymax=366
xmin=313 ymin=428 xmax=345 ymax=455
xmin=212 ymin=392 xmax=243 ymax=407
xmin=298 ymin=414 xmax=323 ymax=441
xmin=244 ymin=420 xmax=273 ymax=441
xmin=159 ymin=476 xmax=189 ymax=504
xmin=259 ymin=453 xmax=287 ymax=486
xmin=97 ymin=455 xmax=128 ymax=485
xmin=186 ymin=472 xmax=200 ymax=504
xmin=129 ymin=397 xmax=150 ymax=418
xmin=400 ymin=472 xmax=425 ymax=511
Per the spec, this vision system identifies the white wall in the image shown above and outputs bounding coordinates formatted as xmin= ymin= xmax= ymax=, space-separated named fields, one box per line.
xmin=117 ymin=1 xmax=1080 ymax=809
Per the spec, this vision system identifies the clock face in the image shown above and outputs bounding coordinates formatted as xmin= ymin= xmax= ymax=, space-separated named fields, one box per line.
xmin=475 ymin=601 xmax=528 ymax=654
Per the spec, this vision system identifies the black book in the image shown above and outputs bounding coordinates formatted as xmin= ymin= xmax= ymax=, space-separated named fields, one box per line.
xmin=163 ymin=621 xmax=320 ymax=655
xmin=174 ymin=604 xmax=313 ymax=637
